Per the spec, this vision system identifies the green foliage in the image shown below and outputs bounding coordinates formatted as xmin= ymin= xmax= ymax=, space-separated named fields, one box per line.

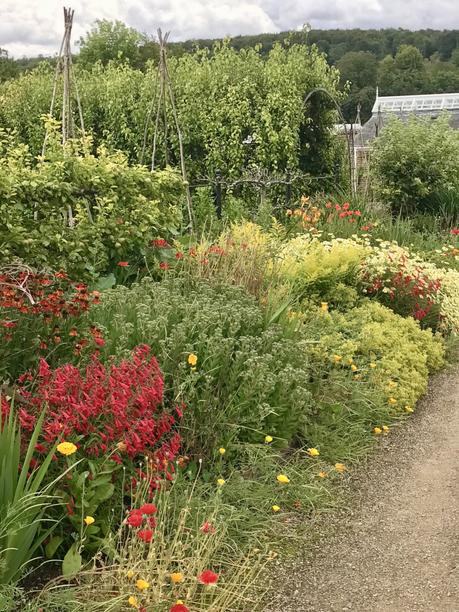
xmin=0 ymin=129 xmax=182 ymax=278
xmin=77 ymin=20 xmax=150 ymax=68
xmin=0 ymin=407 xmax=60 ymax=584
xmin=371 ymin=114 xmax=459 ymax=216
xmin=275 ymin=235 xmax=367 ymax=300
xmin=0 ymin=41 xmax=344 ymax=186
xmin=90 ymin=278 xmax=313 ymax=454
xmin=299 ymin=300 xmax=444 ymax=410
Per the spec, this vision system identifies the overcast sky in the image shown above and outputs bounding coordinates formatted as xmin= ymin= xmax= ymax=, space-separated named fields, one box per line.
xmin=2 ymin=0 xmax=459 ymax=58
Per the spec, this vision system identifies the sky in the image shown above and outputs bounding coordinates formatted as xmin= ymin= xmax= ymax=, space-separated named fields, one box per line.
xmin=1 ymin=0 xmax=459 ymax=58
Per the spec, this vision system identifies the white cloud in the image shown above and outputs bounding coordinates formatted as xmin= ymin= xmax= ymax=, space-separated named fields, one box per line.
xmin=1 ymin=0 xmax=458 ymax=58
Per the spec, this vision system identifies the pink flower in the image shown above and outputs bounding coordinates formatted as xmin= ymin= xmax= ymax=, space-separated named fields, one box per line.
xmin=451 ymin=229 xmax=459 ymax=236
xmin=200 ymin=521 xmax=216 ymax=534
xmin=117 ymin=261 xmax=129 ymax=267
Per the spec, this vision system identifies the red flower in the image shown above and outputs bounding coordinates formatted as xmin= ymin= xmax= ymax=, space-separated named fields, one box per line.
xmin=200 ymin=521 xmax=216 ymax=534
xmin=126 ymin=512 xmax=144 ymax=528
xmin=117 ymin=262 xmax=129 ymax=267
xmin=94 ymin=336 xmax=105 ymax=347
xmin=139 ymin=503 xmax=157 ymax=515
xmin=175 ymin=251 xmax=184 ymax=260
xmin=137 ymin=529 xmax=154 ymax=542
xmin=170 ymin=604 xmax=189 ymax=612
xmin=152 ymin=239 xmax=170 ymax=248
xmin=451 ymin=229 xmax=459 ymax=235
xmin=342 ymin=202 xmax=350 ymax=210
xmin=198 ymin=570 xmax=219 ymax=585
xmin=1 ymin=320 xmax=16 ymax=328
xmin=159 ymin=262 xmax=170 ymax=270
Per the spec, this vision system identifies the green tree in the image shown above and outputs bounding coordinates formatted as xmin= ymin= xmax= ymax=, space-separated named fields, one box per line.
xmin=77 ymin=20 xmax=147 ymax=68
xmin=337 ymin=51 xmax=378 ymax=90
xmin=0 ymin=49 xmax=18 ymax=83
xmin=378 ymin=45 xmax=428 ymax=95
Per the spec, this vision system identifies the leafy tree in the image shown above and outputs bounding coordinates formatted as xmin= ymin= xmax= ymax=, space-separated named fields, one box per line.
xmin=0 ymin=49 xmax=18 ymax=83
xmin=77 ymin=20 xmax=148 ymax=68
xmin=337 ymin=51 xmax=378 ymax=90
xmin=378 ymin=45 xmax=427 ymax=95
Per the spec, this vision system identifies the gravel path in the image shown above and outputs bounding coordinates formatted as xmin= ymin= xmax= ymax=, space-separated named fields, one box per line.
xmin=265 ymin=366 xmax=459 ymax=612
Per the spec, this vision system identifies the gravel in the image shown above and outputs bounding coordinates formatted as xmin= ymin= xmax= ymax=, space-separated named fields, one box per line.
xmin=264 ymin=365 xmax=459 ymax=612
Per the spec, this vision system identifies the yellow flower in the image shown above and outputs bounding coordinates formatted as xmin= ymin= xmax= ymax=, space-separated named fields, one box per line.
xmin=56 ymin=441 xmax=77 ymax=456
xmin=136 ymin=579 xmax=149 ymax=591
xmin=318 ymin=471 xmax=328 ymax=478
xmin=334 ymin=463 xmax=346 ymax=473
xmin=276 ymin=474 xmax=290 ymax=484
xmin=354 ymin=374 xmax=362 ymax=381
xmin=83 ymin=516 xmax=95 ymax=526
xmin=170 ymin=572 xmax=184 ymax=584
xmin=320 ymin=302 xmax=328 ymax=312
xmin=264 ymin=435 xmax=273 ymax=444
xmin=127 ymin=570 xmax=135 ymax=579
xmin=387 ymin=380 xmax=397 ymax=389
xmin=405 ymin=405 xmax=414 ymax=413
xmin=187 ymin=353 xmax=198 ymax=367
xmin=351 ymin=364 xmax=358 ymax=372
xmin=347 ymin=358 xmax=354 ymax=365
xmin=333 ymin=355 xmax=342 ymax=363
xmin=373 ymin=427 xmax=382 ymax=435
xmin=369 ymin=362 xmax=377 ymax=369
xmin=218 ymin=447 xmax=226 ymax=455
xmin=382 ymin=425 xmax=390 ymax=433
xmin=388 ymin=397 xmax=397 ymax=405
xmin=307 ymin=447 xmax=320 ymax=457
xmin=217 ymin=478 xmax=226 ymax=486
xmin=128 ymin=595 xmax=139 ymax=608
xmin=272 ymin=505 xmax=281 ymax=513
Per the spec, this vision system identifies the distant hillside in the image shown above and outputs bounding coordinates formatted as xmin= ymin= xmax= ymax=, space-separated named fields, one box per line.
xmin=173 ymin=28 xmax=459 ymax=63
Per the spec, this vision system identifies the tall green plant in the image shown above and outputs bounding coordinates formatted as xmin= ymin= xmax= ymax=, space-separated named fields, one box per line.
xmin=0 ymin=403 xmax=59 ymax=584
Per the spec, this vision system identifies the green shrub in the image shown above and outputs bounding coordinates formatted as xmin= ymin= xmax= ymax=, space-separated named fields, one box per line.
xmin=371 ymin=114 xmax=459 ymax=217
xmin=90 ymin=277 xmax=313 ymax=455
xmin=274 ymin=235 xmax=368 ymax=301
xmin=298 ymin=300 xmax=444 ymax=410
xmin=0 ymin=128 xmax=182 ymax=279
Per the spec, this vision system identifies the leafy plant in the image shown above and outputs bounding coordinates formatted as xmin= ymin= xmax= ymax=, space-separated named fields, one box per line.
xmin=371 ymin=114 xmax=459 ymax=217
xmin=0 ymin=127 xmax=183 ymax=279
xmin=0 ymin=402 xmax=60 ymax=584
xmin=90 ymin=277 xmax=313 ymax=455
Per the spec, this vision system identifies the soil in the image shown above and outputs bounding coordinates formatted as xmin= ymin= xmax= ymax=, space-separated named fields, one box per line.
xmin=265 ymin=365 xmax=459 ymax=612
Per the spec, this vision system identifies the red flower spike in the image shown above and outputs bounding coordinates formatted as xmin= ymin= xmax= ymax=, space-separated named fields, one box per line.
xmin=198 ymin=570 xmax=219 ymax=585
